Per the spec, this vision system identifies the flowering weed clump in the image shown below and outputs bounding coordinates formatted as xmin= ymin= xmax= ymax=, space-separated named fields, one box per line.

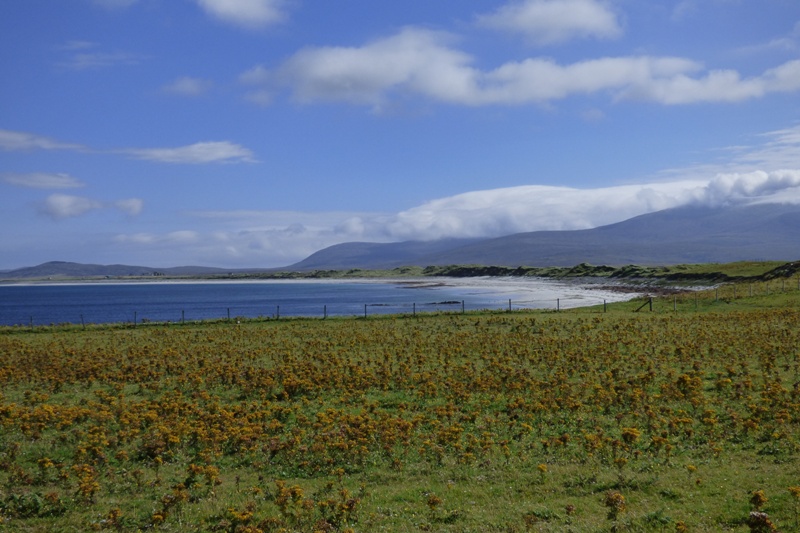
xmin=1 ymin=295 xmax=800 ymax=530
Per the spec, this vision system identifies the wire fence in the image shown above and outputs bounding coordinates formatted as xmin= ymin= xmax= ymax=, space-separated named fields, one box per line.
xmin=6 ymin=296 xmax=607 ymax=328
xmin=4 ymin=277 xmax=799 ymax=329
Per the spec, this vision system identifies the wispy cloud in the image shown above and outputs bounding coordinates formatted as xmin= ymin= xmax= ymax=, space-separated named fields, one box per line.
xmin=0 ymin=129 xmax=86 ymax=151
xmin=91 ymin=0 xmax=138 ymax=9
xmin=2 ymin=172 xmax=85 ymax=189
xmin=162 ymin=76 xmax=213 ymax=96
xmin=123 ymin=141 xmax=256 ymax=164
xmin=195 ymin=0 xmax=287 ymax=29
xmin=57 ymin=41 xmax=142 ymax=70
xmin=476 ymin=0 xmax=622 ymax=45
xmin=255 ymin=27 xmax=800 ymax=108
xmin=40 ymin=194 xmax=143 ymax=219
xmin=114 ymin=198 xmax=144 ymax=215
xmin=0 ymin=128 xmax=256 ymax=164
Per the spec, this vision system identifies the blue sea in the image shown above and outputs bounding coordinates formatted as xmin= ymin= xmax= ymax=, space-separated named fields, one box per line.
xmin=0 ymin=278 xmax=628 ymax=326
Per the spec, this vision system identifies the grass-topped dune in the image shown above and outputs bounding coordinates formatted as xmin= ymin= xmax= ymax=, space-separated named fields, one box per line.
xmin=1 ymin=260 xmax=800 ymax=531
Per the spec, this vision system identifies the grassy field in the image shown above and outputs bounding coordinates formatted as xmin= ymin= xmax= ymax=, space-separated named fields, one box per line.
xmin=1 ymin=274 xmax=800 ymax=531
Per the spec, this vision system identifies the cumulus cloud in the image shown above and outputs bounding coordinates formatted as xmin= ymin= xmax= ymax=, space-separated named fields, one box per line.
xmin=698 ymin=170 xmax=800 ymax=206
xmin=40 ymin=194 xmax=144 ymax=219
xmin=623 ymin=60 xmax=800 ymax=104
xmin=256 ymin=27 xmax=800 ymax=107
xmin=477 ymin=0 xmax=622 ymax=45
xmin=195 ymin=0 xmax=287 ymax=29
xmin=163 ymin=76 xmax=213 ymax=96
xmin=1 ymin=172 xmax=85 ymax=189
xmin=275 ymin=28 xmax=474 ymax=106
xmin=124 ymin=141 xmax=256 ymax=164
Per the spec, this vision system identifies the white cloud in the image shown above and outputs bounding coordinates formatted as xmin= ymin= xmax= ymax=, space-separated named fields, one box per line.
xmin=40 ymin=194 xmax=144 ymax=219
xmin=1 ymin=172 xmax=85 ymax=189
xmin=41 ymin=194 xmax=104 ymax=219
xmin=195 ymin=0 xmax=286 ymax=29
xmin=622 ymin=60 xmax=800 ymax=104
xmin=163 ymin=76 xmax=213 ymax=96
xmin=477 ymin=0 xmax=622 ymax=45
xmin=699 ymin=170 xmax=800 ymax=206
xmin=275 ymin=28 xmax=474 ymax=106
xmin=260 ymin=28 xmax=800 ymax=107
xmin=0 ymin=129 xmax=85 ymax=151
xmin=124 ymin=141 xmax=256 ymax=164
xmin=371 ymin=182 xmax=705 ymax=241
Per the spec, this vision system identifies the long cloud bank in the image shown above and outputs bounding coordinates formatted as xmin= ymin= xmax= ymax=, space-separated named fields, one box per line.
xmin=349 ymin=169 xmax=800 ymax=241
xmin=112 ymin=169 xmax=800 ymax=267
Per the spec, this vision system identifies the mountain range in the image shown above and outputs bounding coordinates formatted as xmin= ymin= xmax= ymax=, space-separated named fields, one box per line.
xmin=2 ymin=203 xmax=799 ymax=279
xmin=288 ymin=203 xmax=800 ymax=270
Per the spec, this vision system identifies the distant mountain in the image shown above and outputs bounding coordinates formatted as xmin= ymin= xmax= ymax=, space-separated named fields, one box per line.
xmin=288 ymin=203 xmax=800 ymax=270
xmin=0 ymin=261 xmax=249 ymax=280
xmin=289 ymin=239 xmax=480 ymax=270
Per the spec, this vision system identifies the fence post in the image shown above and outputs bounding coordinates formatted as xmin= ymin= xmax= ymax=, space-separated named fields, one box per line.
xmin=603 ymin=299 xmax=607 ymax=313
xmin=134 ymin=311 xmax=137 ymax=328
xmin=324 ymin=305 xmax=327 ymax=319
xmin=364 ymin=304 xmax=368 ymax=319
xmin=557 ymin=298 xmax=560 ymax=312
xmin=508 ymin=299 xmax=512 ymax=312
xmin=461 ymin=301 xmax=465 ymax=314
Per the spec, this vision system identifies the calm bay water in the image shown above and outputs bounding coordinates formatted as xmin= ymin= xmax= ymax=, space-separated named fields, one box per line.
xmin=0 ymin=278 xmax=622 ymax=326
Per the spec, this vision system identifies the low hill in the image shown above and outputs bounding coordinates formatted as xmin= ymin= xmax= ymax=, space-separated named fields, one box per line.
xmin=288 ymin=203 xmax=800 ymax=270
xmin=0 ymin=261 xmax=239 ymax=280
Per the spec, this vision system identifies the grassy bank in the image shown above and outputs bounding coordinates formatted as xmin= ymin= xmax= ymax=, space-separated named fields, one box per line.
xmin=1 ymin=276 xmax=800 ymax=531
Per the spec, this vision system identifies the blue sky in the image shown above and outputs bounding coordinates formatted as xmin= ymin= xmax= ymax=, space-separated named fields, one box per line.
xmin=2 ymin=0 xmax=800 ymax=269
